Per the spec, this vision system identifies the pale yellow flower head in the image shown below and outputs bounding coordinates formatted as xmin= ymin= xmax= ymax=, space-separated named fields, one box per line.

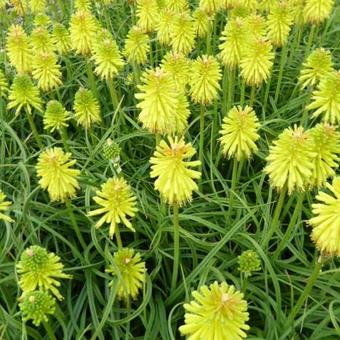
xmin=30 ymin=0 xmax=47 ymax=14
xmin=156 ymin=9 xmax=176 ymax=46
xmin=124 ymin=25 xmax=150 ymax=65
xmin=106 ymin=248 xmax=145 ymax=300
xmin=299 ymin=48 xmax=334 ymax=89
xmin=0 ymin=70 xmax=9 ymax=99
xmin=0 ymin=190 xmax=13 ymax=222
xmin=219 ymin=105 xmax=260 ymax=160
xmin=189 ymin=55 xmax=222 ymax=105
xmin=163 ymin=0 xmax=189 ymax=12
xmin=309 ymin=177 xmax=340 ymax=256
xmin=307 ymin=71 xmax=340 ymax=124
xmin=44 ymin=100 xmax=70 ymax=132
xmin=136 ymin=0 xmax=159 ymax=32
xmin=52 ymin=23 xmax=72 ymax=54
xmin=179 ymin=281 xmax=250 ymax=339
xmin=88 ymin=177 xmax=138 ymax=238
xmin=6 ymin=24 xmax=32 ymax=74
xmin=150 ymin=137 xmax=201 ymax=206
xmin=304 ymin=0 xmax=335 ymax=25
xmin=36 ymin=148 xmax=80 ymax=202
xmin=193 ymin=8 xmax=213 ymax=38
xmin=265 ymin=126 xmax=315 ymax=194
xmin=32 ymin=51 xmax=63 ymax=91
xmin=199 ymin=0 xmax=224 ymax=15
xmin=30 ymin=26 xmax=54 ymax=54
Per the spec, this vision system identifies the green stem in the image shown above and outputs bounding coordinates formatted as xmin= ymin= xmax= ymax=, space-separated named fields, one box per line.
xmin=171 ymin=204 xmax=180 ymax=291
xmin=42 ymin=321 xmax=56 ymax=340
xmin=115 ymin=226 xmax=123 ymax=250
xmin=262 ymin=77 xmax=272 ymax=116
xmin=107 ymin=79 xmax=119 ymax=109
xmin=199 ymin=105 xmax=205 ymax=188
xmin=25 ymin=109 xmax=43 ymax=149
xmin=249 ymin=86 xmax=256 ymax=107
xmin=228 ymin=158 xmax=239 ymax=220
xmin=65 ymin=199 xmax=87 ymax=250
xmin=155 ymin=133 xmax=161 ymax=146
xmin=240 ymin=80 xmax=246 ymax=106
xmin=222 ymin=67 xmax=228 ymax=113
xmin=274 ymin=43 xmax=289 ymax=105
xmin=286 ymin=258 xmax=323 ymax=327
xmin=86 ymin=62 xmax=98 ymax=98
xmin=288 ymin=25 xmax=302 ymax=66
xmin=261 ymin=186 xmax=287 ymax=249
xmin=273 ymin=193 xmax=305 ymax=259
xmin=60 ymin=127 xmax=70 ymax=152
xmin=227 ymin=68 xmax=235 ymax=112
xmin=304 ymin=25 xmax=317 ymax=59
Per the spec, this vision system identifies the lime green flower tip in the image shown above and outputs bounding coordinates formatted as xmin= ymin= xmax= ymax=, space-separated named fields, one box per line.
xmin=304 ymin=0 xmax=335 ymax=25
xmin=44 ymin=100 xmax=70 ymax=132
xmin=106 ymin=248 xmax=146 ymax=301
xmin=33 ymin=13 xmax=51 ymax=27
xmin=52 ymin=23 xmax=72 ymax=54
xmin=30 ymin=0 xmax=47 ymax=14
xmin=31 ymin=26 xmax=54 ymax=54
xmin=240 ymin=38 xmax=274 ymax=86
xmin=308 ymin=124 xmax=340 ymax=188
xmin=238 ymin=250 xmax=261 ymax=277
xmin=0 ymin=69 xmax=9 ymax=99
xmin=299 ymin=48 xmax=334 ymax=89
xmin=19 ymin=290 xmax=56 ymax=326
xmin=309 ymin=177 xmax=340 ymax=256
xmin=189 ymin=55 xmax=222 ymax=105
xmin=193 ymin=8 xmax=213 ymax=38
xmin=92 ymin=33 xmax=125 ymax=80
xmin=150 ymin=137 xmax=201 ymax=206
xmin=136 ymin=0 xmax=159 ymax=33
xmin=16 ymin=245 xmax=72 ymax=300
xmin=265 ymin=125 xmax=315 ymax=194
xmin=219 ymin=105 xmax=260 ymax=161
xmin=136 ymin=68 xmax=190 ymax=134
xmin=7 ymin=75 xmax=43 ymax=115
xmin=124 ymin=25 xmax=150 ymax=65
xmin=307 ymin=71 xmax=340 ymax=125
xmin=0 ymin=190 xmax=13 ymax=223
xmin=74 ymin=87 xmax=101 ymax=129
xmin=179 ymin=281 xmax=250 ymax=339
xmin=88 ymin=177 xmax=138 ymax=239
xmin=36 ymin=148 xmax=80 ymax=202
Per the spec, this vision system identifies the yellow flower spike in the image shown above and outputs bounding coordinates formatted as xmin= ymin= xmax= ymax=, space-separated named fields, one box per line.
xmin=0 ymin=70 xmax=9 ymax=99
xmin=307 ymin=71 xmax=340 ymax=124
xmin=30 ymin=26 xmax=55 ymax=54
xmin=223 ymin=0 xmax=238 ymax=9
xmin=88 ymin=177 xmax=138 ymax=238
xmin=193 ymin=8 xmax=213 ymax=38
xmin=150 ymin=137 xmax=201 ymax=206
xmin=244 ymin=14 xmax=267 ymax=40
xmin=74 ymin=0 xmax=91 ymax=10
xmin=179 ymin=281 xmax=250 ymax=340
xmin=124 ymin=25 xmax=150 ymax=65
xmin=163 ymin=0 xmax=189 ymax=12
xmin=304 ymin=0 xmax=335 ymax=25
xmin=106 ymin=248 xmax=145 ymax=300
xmin=70 ymin=10 xmax=98 ymax=55
xmin=44 ymin=100 xmax=70 ymax=133
xmin=74 ymin=87 xmax=101 ymax=129
xmin=219 ymin=105 xmax=260 ymax=161
xmin=32 ymin=51 xmax=62 ymax=91
xmin=234 ymin=0 xmax=258 ymax=11
xmin=189 ymin=55 xmax=222 ymax=105
xmin=6 ymin=25 xmax=32 ymax=74
xmin=265 ymin=126 xmax=316 ymax=194
xmin=266 ymin=1 xmax=294 ymax=47
xmin=136 ymin=68 xmax=189 ymax=134
xmin=52 ymin=23 xmax=72 ymax=54
xmin=161 ymin=51 xmax=191 ymax=91
xmin=34 ymin=13 xmax=51 ymax=27
xmin=92 ymin=34 xmax=124 ymax=81
xmin=170 ymin=12 xmax=196 ymax=55
xmin=7 ymin=75 xmax=43 ymax=115
xmin=16 ymin=245 xmax=72 ymax=300
xmin=309 ymin=177 xmax=340 ymax=256
xmin=299 ymin=48 xmax=334 ymax=89
xmin=29 ymin=0 xmax=46 ymax=14
xmin=240 ymin=38 xmax=274 ymax=86
xmin=308 ymin=124 xmax=340 ymax=188
xmin=199 ymin=0 xmax=224 ymax=15
xmin=156 ymin=9 xmax=176 ymax=46
xmin=0 ymin=190 xmax=13 ymax=223
xmin=219 ymin=16 xmax=247 ymax=69
xmin=136 ymin=0 xmax=159 ymax=33
xmin=258 ymin=0 xmax=277 ymax=12
xmin=9 ymin=0 xmax=28 ymax=16
xmin=36 ymin=148 xmax=80 ymax=202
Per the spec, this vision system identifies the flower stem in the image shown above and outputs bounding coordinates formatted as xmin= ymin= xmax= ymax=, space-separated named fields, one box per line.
xmin=107 ymin=79 xmax=119 ymax=109
xmin=199 ymin=105 xmax=205 ymax=188
xmin=60 ymin=127 xmax=70 ymax=152
xmin=274 ymin=43 xmax=289 ymax=105
xmin=262 ymin=77 xmax=272 ymax=116
xmin=240 ymin=80 xmax=246 ymax=106
xmin=42 ymin=321 xmax=56 ymax=340
xmin=304 ymin=25 xmax=317 ymax=59
xmin=115 ymin=226 xmax=123 ymax=250
xmin=286 ymin=257 xmax=323 ymax=327
xmin=227 ymin=68 xmax=235 ymax=112
xmin=261 ymin=186 xmax=287 ymax=249
xmin=273 ymin=192 xmax=304 ymax=259
xmin=25 ymin=109 xmax=43 ymax=149
xmin=171 ymin=204 xmax=180 ymax=291
xmin=249 ymin=86 xmax=256 ymax=106
xmin=228 ymin=158 xmax=239 ymax=220
xmin=65 ymin=199 xmax=87 ymax=250
xmin=86 ymin=62 xmax=98 ymax=98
